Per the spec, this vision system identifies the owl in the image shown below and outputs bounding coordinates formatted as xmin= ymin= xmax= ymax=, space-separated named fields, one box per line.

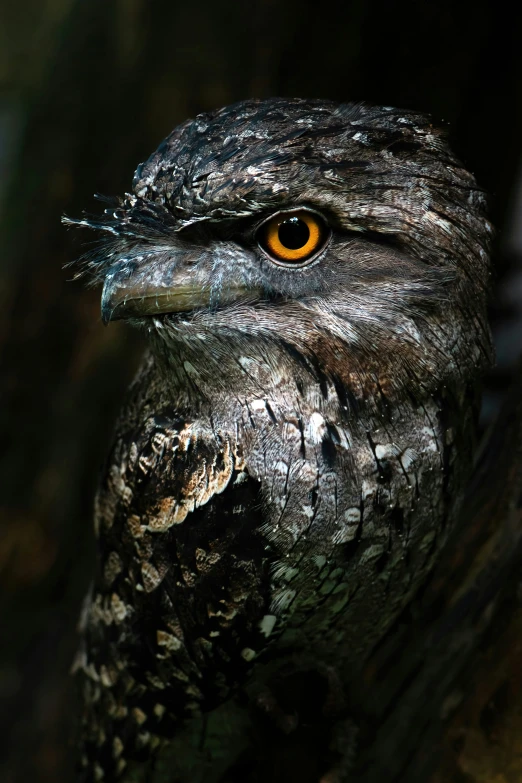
xmin=65 ymin=98 xmax=493 ymax=782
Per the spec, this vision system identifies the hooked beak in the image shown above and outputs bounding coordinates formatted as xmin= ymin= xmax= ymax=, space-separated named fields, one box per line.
xmin=101 ymin=267 xmax=260 ymax=324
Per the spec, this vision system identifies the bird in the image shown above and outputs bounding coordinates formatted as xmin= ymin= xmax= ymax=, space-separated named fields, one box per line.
xmin=65 ymin=98 xmax=493 ymax=782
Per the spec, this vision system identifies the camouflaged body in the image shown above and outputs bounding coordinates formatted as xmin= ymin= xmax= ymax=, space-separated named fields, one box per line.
xmin=75 ymin=356 xmax=481 ymax=781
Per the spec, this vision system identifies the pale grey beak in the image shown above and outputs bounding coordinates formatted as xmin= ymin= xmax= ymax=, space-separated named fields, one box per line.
xmin=101 ymin=268 xmax=259 ymax=324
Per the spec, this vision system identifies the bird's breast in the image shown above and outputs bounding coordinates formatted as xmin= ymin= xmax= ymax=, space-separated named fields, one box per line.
xmin=230 ymin=392 xmax=456 ymax=670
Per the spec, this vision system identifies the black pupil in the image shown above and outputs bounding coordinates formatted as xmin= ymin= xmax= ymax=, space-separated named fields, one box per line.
xmin=278 ymin=216 xmax=310 ymax=250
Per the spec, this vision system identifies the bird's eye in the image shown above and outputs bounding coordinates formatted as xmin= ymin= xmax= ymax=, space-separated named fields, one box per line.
xmin=257 ymin=210 xmax=329 ymax=266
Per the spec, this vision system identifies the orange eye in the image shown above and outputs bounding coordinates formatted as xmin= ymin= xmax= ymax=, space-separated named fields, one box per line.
xmin=258 ymin=210 xmax=328 ymax=265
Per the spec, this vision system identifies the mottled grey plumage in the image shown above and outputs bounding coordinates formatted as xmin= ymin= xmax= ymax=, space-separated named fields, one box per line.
xmin=66 ymin=98 xmax=493 ymax=782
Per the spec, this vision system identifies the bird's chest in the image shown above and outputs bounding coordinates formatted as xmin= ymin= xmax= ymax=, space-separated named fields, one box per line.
xmin=231 ymin=396 xmax=449 ymax=666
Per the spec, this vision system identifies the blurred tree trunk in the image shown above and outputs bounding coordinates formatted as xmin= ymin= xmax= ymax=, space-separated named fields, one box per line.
xmin=0 ymin=1 xmax=521 ymax=782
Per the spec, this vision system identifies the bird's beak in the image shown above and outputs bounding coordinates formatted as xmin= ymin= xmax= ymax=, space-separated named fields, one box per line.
xmin=101 ymin=266 xmax=258 ymax=324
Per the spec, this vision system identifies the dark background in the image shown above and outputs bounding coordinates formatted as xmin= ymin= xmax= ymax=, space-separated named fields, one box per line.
xmin=0 ymin=2 xmax=521 ymax=781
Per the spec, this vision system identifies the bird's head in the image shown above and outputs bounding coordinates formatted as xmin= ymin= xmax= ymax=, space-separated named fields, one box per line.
xmin=65 ymin=99 xmax=493 ymax=412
